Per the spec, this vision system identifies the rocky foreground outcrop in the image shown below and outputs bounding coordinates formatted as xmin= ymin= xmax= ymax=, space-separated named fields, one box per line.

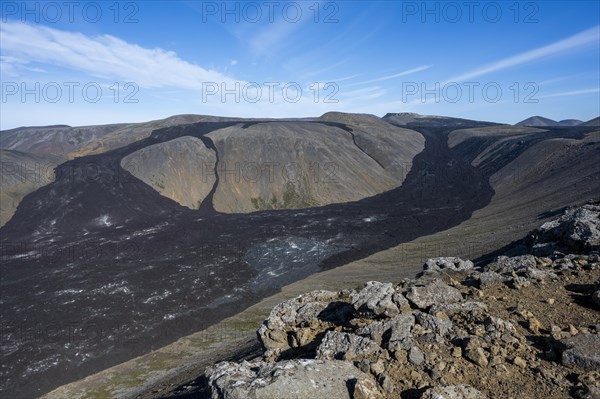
xmin=206 ymin=204 xmax=600 ymax=399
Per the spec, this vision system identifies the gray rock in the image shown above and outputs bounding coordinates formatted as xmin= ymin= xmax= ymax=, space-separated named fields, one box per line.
xmin=257 ymin=290 xmax=351 ymax=352
xmin=511 ymin=276 xmax=531 ymax=289
xmin=522 ymin=266 xmax=557 ymax=281
xmin=423 ymin=257 xmax=475 ymax=272
xmin=484 ymin=316 xmax=517 ymax=334
xmin=561 ymin=334 xmax=600 ymax=371
xmin=485 ymin=255 xmax=537 ymax=274
xmin=416 ymin=312 xmax=454 ymax=336
xmin=351 ymin=281 xmax=400 ymax=318
xmin=355 ymin=320 xmax=389 ymax=346
xmin=536 ymin=204 xmax=600 ymax=253
xmin=406 ymin=279 xmax=463 ymax=309
xmin=356 ymin=313 xmax=415 ymax=348
xmin=475 ymin=271 xmax=505 ymax=289
xmin=353 ymin=377 xmax=384 ymax=399
xmin=388 ymin=313 xmax=417 ymax=343
xmin=393 ymin=291 xmax=410 ymax=310
xmin=421 ymin=384 xmax=486 ymax=399
xmin=408 ymin=346 xmax=424 ymax=365
xmin=316 ymin=331 xmax=385 ymax=362
xmin=206 ymin=359 xmax=381 ymax=399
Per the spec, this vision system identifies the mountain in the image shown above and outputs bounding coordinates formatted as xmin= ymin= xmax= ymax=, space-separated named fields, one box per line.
xmin=0 ymin=115 xmax=225 ymax=227
xmin=1 ymin=113 xmax=599 ymax=398
xmin=0 ymin=123 xmax=130 ymax=159
xmin=0 ymin=149 xmax=62 ymax=226
xmin=580 ymin=116 xmax=600 ymax=127
xmin=515 ymin=116 xmax=585 ymax=127
xmin=121 ymin=113 xmax=424 ymax=213
xmin=557 ymin=119 xmax=584 ymax=126
xmin=383 ymin=112 xmax=498 ymax=127
xmin=69 ymin=114 xmax=231 ymax=158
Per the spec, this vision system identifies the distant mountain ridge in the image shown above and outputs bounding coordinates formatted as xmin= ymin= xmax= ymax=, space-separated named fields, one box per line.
xmin=1 ymin=112 xmax=597 ymax=228
xmin=580 ymin=116 xmax=600 ymax=127
xmin=383 ymin=112 xmax=498 ymax=127
xmin=515 ymin=116 xmax=586 ymax=127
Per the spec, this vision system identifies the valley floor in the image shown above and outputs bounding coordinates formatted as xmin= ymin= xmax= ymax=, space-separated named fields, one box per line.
xmin=41 ymin=191 xmax=595 ymax=399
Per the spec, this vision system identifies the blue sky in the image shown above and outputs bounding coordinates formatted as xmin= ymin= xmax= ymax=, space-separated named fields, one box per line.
xmin=1 ymin=0 xmax=599 ymax=128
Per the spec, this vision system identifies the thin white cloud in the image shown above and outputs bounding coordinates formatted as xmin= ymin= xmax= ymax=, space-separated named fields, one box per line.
xmin=323 ymin=74 xmax=361 ymax=83
xmin=230 ymin=60 xmax=238 ymax=66
xmin=0 ymin=55 xmax=47 ymax=76
xmin=537 ymin=76 xmax=574 ymax=86
xmin=247 ymin=19 xmax=306 ymax=58
xmin=348 ymin=65 xmax=431 ymax=87
xmin=539 ymin=88 xmax=600 ymax=98
xmin=444 ymin=25 xmax=600 ymax=84
xmin=300 ymin=59 xmax=350 ymax=80
xmin=339 ymin=86 xmax=384 ymax=98
xmin=0 ymin=21 xmax=240 ymax=89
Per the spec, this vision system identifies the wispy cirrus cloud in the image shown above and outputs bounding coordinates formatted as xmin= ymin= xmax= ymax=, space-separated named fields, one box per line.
xmin=335 ymin=86 xmax=387 ymax=103
xmin=0 ymin=21 xmax=240 ymax=89
xmin=348 ymin=65 xmax=431 ymax=87
xmin=444 ymin=25 xmax=600 ymax=84
xmin=539 ymin=88 xmax=600 ymax=98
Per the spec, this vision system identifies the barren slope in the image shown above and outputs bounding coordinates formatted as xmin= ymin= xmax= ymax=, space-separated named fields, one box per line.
xmin=121 ymin=114 xmax=424 ymax=213
xmin=207 ymin=119 xmax=423 ymax=213
xmin=0 ymin=149 xmax=62 ymax=226
xmin=120 ymin=136 xmax=217 ymax=210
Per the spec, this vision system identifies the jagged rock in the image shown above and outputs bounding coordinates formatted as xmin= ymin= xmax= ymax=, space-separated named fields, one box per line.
xmin=475 ymin=271 xmax=505 ymax=289
xmin=513 ymin=356 xmax=527 ymax=368
xmin=351 ymin=281 xmax=403 ymax=318
xmin=534 ymin=204 xmax=600 ymax=253
xmin=423 ymin=257 xmax=475 ymax=272
xmin=388 ymin=313 xmax=417 ymax=344
xmin=484 ymin=316 xmax=518 ymax=336
xmin=257 ymin=290 xmax=353 ymax=353
xmin=421 ymin=384 xmax=486 ymax=399
xmin=406 ymin=279 xmax=463 ymax=309
xmin=316 ymin=331 xmax=386 ymax=362
xmin=481 ymin=254 xmax=557 ymax=287
xmin=465 ymin=346 xmax=488 ymax=368
xmin=354 ymin=377 xmax=384 ymax=399
xmin=206 ymin=359 xmax=382 ymax=399
xmin=355 ymin=321 xmax=388 ymax=346
xmin=464 ymin=338 xmax=488 ymax=367
xmin=522 ymin=266 xmax=557 ymax=282
xmin=356 ymin=313 xmax=415 ymax=349
xmin=485 ymin=255 xmax=537 ymax=274
xmin=561 ymin=334 xmax=600 ymax=371
xmin=510 ymin=276 xmax=531 ymax=289
xmin=408 ymin=346 xmax=425 ymax=365
xmin=416 ymin=312 xmax=454 ymax=336
xmin=380 ymin=375 xmax=395 ymax=393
